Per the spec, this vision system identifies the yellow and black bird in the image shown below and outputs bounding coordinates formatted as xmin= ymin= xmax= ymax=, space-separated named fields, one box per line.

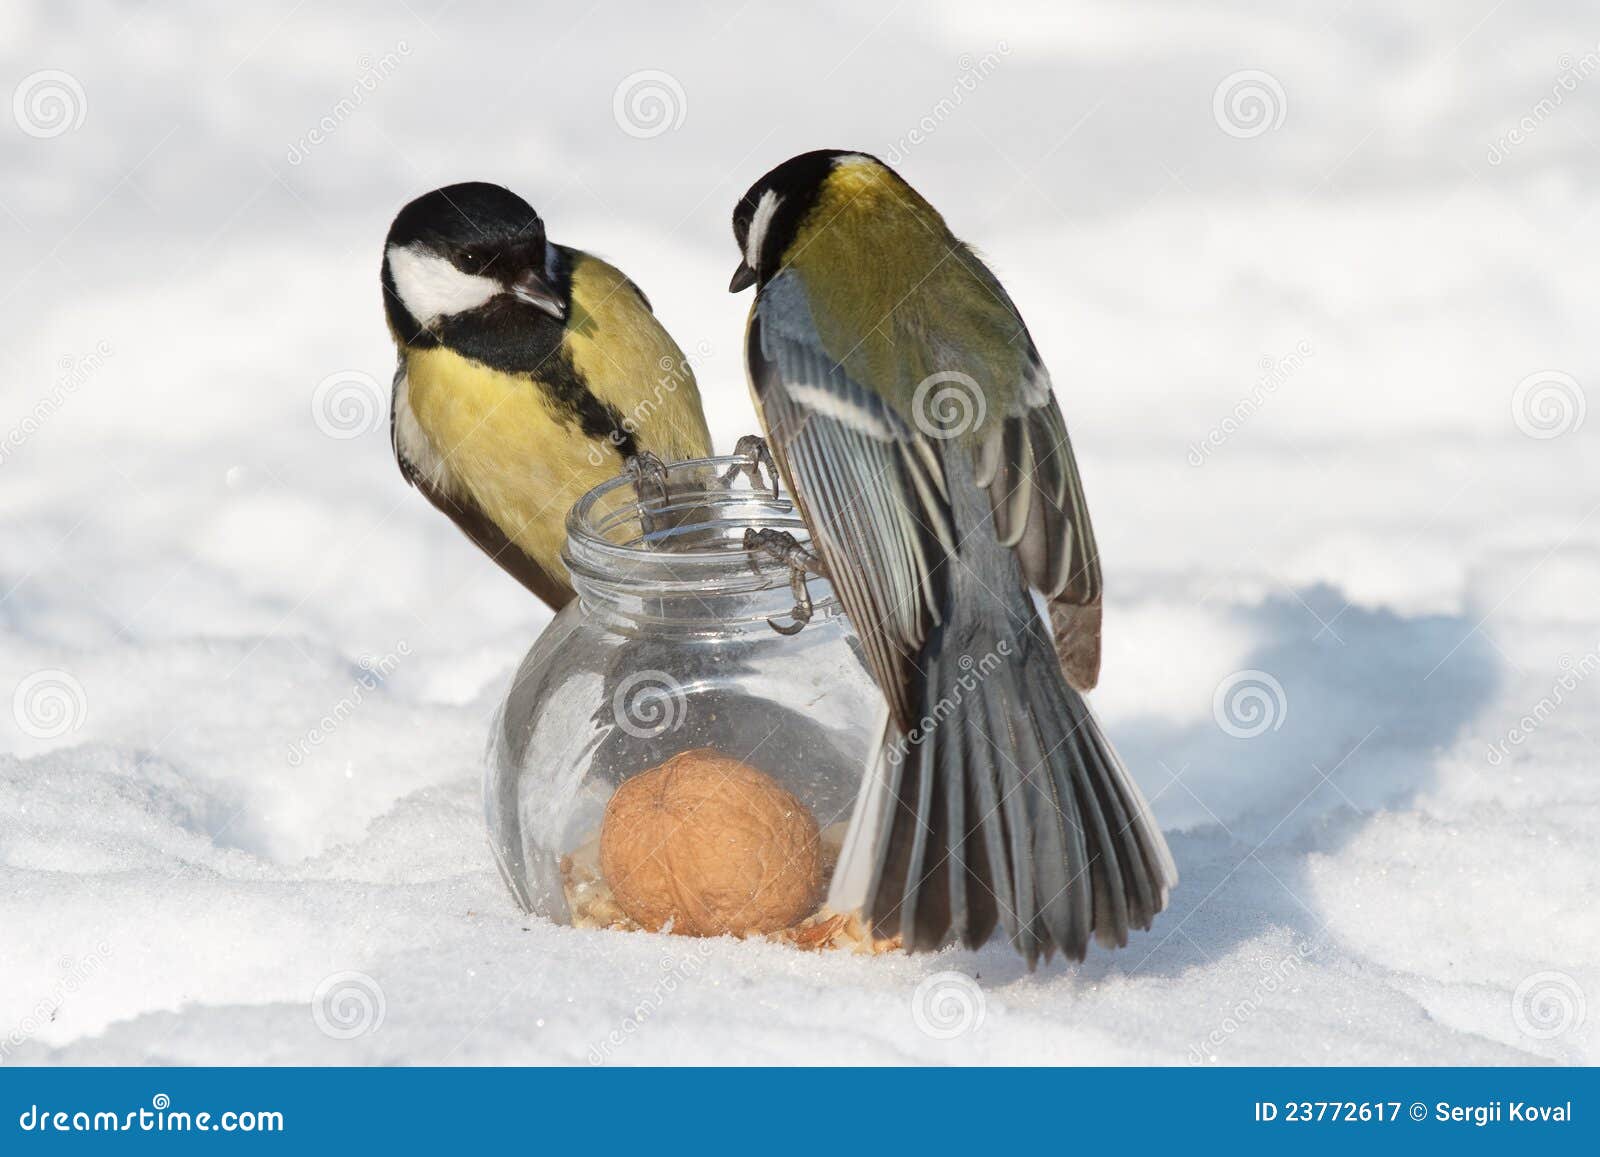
xmin=382 ymin=182 xmax=712 ymax=608
xmin=728 ymin=150 xmax=1176 ymax=963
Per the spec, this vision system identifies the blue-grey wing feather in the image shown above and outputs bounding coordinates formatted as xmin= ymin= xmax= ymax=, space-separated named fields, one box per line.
xmin=748 ymin=273 xmax=955 ymax=729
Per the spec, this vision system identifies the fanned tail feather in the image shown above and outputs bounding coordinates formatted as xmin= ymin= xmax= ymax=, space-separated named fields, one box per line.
xmin=831 ymin=622 xmax=1177 ymax=965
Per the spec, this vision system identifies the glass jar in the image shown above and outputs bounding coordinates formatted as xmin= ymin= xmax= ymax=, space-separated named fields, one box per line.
xmin=485 ymin=456 xmax=881 ymax=939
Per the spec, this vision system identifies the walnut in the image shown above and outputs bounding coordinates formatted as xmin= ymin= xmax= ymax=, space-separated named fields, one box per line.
xmin=598 ymin=748 xmax=822 ymax=936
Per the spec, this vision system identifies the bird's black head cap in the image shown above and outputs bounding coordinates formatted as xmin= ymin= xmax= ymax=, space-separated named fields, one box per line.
xmin=386 ymin=181 xmax=547 ymax=255
xmin=728 ymin=149 xmax=889 ymax=291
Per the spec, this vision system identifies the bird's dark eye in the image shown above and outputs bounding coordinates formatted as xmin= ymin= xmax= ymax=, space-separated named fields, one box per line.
xmin=457 ymin=248 xmax=487 ymax=273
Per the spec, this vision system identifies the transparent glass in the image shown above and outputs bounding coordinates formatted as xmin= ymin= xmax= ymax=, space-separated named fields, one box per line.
xmin=485 ymin=456 xmax=881 ymax=935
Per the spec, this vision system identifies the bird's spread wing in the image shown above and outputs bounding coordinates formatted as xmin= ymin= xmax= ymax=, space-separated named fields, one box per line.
xmin=751 ymin=271 xmax=1160 ymax=961
xmin=747 ymin=273 xmax=955 ymax=729
xmin=962 ymin=256 xmax=1103 ymax=688
xmin=390 ymin=363 xmax=574 ymax=611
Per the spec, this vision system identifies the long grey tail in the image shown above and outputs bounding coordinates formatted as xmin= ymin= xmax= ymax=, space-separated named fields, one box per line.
xmin=829 ymin=622 xmax=1177 ymax=965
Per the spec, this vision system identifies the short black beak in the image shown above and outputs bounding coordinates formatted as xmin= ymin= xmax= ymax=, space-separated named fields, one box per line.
xmin=728 ymin=262 xmax=757 ymax=293
xmin=509 ymin=267 xmax=566 ymax=319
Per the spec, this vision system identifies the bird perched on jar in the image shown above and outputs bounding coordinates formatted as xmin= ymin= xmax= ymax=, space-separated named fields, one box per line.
xmin=728 ymin=149 xmax=1176 ymax=964
xmin=382 ymin=181 xmax=712 ymax=608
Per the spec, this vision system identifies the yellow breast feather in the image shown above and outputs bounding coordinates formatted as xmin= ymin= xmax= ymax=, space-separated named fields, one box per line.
xmin=403 ymin=345 xmax=614 ymax=579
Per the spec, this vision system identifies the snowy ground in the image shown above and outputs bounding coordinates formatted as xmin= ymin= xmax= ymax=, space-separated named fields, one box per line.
xmin=1 ymin=1 xmax=1597 ymax=1064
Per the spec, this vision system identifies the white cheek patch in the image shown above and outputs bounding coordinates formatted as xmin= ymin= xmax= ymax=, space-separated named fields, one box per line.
xmin=386 ymin=243 xmax=501 ymax=326
xmin=745 ymin=189 xmax=782 ymax=271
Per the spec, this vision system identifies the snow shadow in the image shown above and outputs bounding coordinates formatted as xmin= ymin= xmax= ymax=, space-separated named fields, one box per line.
xmin=991 ymin=583 xmax=1501 ymax=983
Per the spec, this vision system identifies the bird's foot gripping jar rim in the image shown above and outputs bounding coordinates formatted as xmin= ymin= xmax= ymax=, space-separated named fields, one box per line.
xmin=560 ymin=453 xmax=842 ymax=631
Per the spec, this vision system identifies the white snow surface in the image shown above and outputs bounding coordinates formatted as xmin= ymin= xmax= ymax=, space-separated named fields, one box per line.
xmin=2 ymin=1 xmax=1597 ymax=1065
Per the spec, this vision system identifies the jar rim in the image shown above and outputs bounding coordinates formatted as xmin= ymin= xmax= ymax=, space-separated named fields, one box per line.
xmin=563 ymin=454 xmax=837 ymax=611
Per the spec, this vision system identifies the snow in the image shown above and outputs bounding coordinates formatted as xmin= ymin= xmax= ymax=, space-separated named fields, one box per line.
xmin=2 ymin=0 xmax=1597 ymax=1064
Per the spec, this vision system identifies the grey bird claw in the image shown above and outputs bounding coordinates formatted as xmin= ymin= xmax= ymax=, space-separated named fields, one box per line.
xmin=743 ymin=527 xmax=826 ymax=635
xmin=723 ymin=434 xmax=781 ymax=499
xmin=627 ymin=450 xmax=672 ymax=506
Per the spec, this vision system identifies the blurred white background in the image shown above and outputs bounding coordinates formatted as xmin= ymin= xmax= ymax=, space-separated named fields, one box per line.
xmin=0 ymin=1 xmax=1595 ymax=1064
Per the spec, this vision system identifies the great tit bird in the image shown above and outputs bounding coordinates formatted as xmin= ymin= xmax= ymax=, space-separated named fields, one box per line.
xmin=382 ymin=182 xmax=712 ymax=608
xmin=728 ymin=150 xmax=1177 ymax=963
